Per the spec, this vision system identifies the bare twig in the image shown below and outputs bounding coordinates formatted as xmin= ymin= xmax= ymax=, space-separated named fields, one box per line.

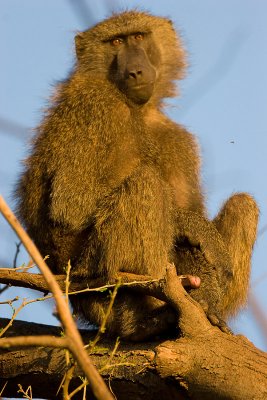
xmin=87 ymin=279 xmax=121 ymax=351
xmin=0 ymin=263 xmax=35 ymax=272
xmin=0 ymin=296 xmax=19 ymax=305
xmin=0 ymin=196 xmax=114 ymax=400
xmin=0 ymin=241 xmax=22 ymax=295
xmin=68 ymin=281 xmax=121 ymax=399
xmin=62 ymin=364 xmax=76 ymax=399
xmin=0 ymin=381 xmax=8 ymax=396
xmin=13 ymin=242 xmax=22 ymax=268
xmin=17 ymin=384 xmax=33 ymax=400
xmin=108 ymin=337 xmax=120 ymax=365
xmin=61 ymin=260 xmax=74 ymax=398
xmin=68 ymin=356 xmax=134 ymax=400
xmin=0 ymin=295 xmax=51 ymax=338
xmin=68 ymin=375 xmax=88 ymax=400
xmin=65 ymin=260 xmax=72 ymax=308
xmin=0 ymin=284 xmax=9 ymax=295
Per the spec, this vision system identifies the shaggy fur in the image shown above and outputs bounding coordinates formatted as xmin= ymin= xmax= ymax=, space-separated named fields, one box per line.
xmin=16 ymin=11 xmax=258 ymax=341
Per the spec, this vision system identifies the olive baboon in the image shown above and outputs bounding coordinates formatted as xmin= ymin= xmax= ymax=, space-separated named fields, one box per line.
xmin=16 ymin=11 xmax=258 ymax=341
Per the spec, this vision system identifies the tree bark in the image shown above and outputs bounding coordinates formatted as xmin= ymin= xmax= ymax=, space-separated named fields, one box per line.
xmin=0 ymin=267 xmax=267 ymax=399
xmin=0 ymin=319 xmax=266 ymax=399
xmin=1 ymin=199 xmax=266 ymax=399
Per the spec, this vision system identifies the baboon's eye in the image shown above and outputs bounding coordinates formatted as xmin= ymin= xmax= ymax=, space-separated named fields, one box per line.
xmin=134 ymin=33 xmax=144 ymax=41
xmin=111 ymin=37 xmax=124 ymax=46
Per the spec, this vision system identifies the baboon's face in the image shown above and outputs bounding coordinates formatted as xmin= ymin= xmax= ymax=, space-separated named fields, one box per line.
xmin=107 ymin=32 xmax=160 ymax=104
xmin=76 ymin=12 xmax=186 ymax=105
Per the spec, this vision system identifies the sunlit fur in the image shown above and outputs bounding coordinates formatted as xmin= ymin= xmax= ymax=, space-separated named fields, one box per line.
xmin=16 ymin=11 xmax=258 ymax=341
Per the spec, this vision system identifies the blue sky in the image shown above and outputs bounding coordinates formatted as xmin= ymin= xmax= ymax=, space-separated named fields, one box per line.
xmin=0 ymin=0 xmax=267 ymax=350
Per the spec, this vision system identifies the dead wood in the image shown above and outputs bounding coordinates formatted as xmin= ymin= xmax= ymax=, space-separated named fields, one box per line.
xmin=0 ymin=267 xmax=267 ymax=400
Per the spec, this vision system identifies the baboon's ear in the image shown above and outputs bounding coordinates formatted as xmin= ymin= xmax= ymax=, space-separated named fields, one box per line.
xmin=75 ymin=32 xmax=85 ymax=60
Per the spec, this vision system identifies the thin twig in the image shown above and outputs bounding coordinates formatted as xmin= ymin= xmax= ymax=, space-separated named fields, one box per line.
xmin=0 ymin=295 xmax=51 ymax=338
xmin=69 ymin=286 xmax=121 ymax=399
xmin=105 ymin=338 xmax=120 ymax=400
xmin=0 ymin=296 xmax=19 ymax=305
xmin=68 ymin=278 xmax=158 ymax=295
xmin=0 ymin=241 xmax=22 ymax=295
xmin=100 ymin=362 xmax=135 ymax=372
xmin=109 ymin=337 xmax=120 ymax=364
xmin=0 ymin=381 xmax=8 ymax=396
xmin=0 ymin=196 xmax=113 ymax=400
xmin=63 ymin=364 xmax=76 ymax=399
xmin=17 ymin=384 xmax=33 ymax=400
xmin=68 ymin=377 xmax=88 ymax=400
xmin=62 ymin=260 xmax=73 ymax=397
xmin=0 ymin=264 xmax=35 ymax=272
xmin=0 ymin=284 xmax=9 ymax=295
xmin=87 ymin=279 xmax=121 ymax=352
xmin=13 ymin=242 xmax=22 ymax=268
xmin=65 ymin=260 xmax=72 ymax=308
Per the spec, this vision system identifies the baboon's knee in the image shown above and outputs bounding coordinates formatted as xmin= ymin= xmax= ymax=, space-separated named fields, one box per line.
xmin=214 ymin=193 xmax=259 ymax=317
xmin=224 ymin=193 xmax=258 ymax=216
xmin=214 ymin=193 xmax=259 ymax=245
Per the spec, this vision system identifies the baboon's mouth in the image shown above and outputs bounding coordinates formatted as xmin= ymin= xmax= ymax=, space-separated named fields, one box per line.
xmin=130 ymin=81 xmax=154 ymax=89
xmin=127 ymin=82 xmax=155 ymax=93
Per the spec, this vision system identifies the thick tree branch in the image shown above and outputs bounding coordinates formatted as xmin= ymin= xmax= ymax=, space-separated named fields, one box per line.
xmin=0 ymin=271 xmax=267 ymax=399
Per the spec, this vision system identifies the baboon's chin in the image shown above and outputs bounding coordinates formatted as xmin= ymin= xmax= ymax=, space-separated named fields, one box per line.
xmin=124 ymin=84 xmax=154 ymax=105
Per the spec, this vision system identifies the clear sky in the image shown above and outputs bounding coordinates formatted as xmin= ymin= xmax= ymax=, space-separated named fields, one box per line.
xmin=0 ymin=0 xmax=266 ymax=350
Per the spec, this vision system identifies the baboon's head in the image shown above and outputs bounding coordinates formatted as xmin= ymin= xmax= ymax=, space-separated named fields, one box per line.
xmin=75 ymin=11 xmax=187 ymax=106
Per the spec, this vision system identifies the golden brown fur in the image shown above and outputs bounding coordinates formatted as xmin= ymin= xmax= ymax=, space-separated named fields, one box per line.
xmin=16 ymin=11 xmax=258 ymax=341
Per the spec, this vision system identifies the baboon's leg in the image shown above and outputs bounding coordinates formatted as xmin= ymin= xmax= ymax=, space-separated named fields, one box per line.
xmin=73 ymin=293 xmax=177 ymax=342
xmin=213 ymin=193 xmax=259 ymax=317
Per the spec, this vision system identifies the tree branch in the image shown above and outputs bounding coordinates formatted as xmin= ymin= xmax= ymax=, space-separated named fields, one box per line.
xmin=0 ymin=196 xmax=113 ymax=400
xmin=0 ymin=268 xmax=158 ymax=293
xmin=1 ymin=271 xmax=267 ymax=399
